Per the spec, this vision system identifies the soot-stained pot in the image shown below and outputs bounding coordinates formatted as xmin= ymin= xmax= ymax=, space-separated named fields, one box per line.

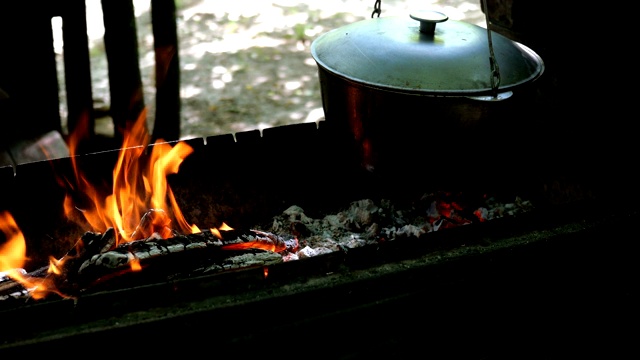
xmin=311 ymin=10 xmax=545 ymax=191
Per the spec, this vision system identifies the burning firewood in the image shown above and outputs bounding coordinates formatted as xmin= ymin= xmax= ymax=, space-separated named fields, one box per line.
xmin=1 ymin=192 xmax=532 ymax=302
xmin=0 ymin=227 xmax=297 ymax=300
xmin=77 ymin=229 xmax=291 ymax=271
xmin=61 ymin=227 xmax=296 ymax=293
xmin=0 ymin=269 xmax=30 ymax=300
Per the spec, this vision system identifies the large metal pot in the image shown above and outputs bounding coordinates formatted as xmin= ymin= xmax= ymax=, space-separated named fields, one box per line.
xmin=310 ymin=10 xmax=545 ymax=188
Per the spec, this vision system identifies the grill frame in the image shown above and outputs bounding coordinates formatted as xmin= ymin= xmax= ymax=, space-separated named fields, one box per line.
xmin=0 ymin=121 xmax=637 ymax=357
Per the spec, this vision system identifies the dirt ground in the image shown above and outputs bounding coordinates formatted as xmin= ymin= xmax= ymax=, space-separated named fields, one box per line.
xmin=77 ymin=0 xmax=485 ymax=140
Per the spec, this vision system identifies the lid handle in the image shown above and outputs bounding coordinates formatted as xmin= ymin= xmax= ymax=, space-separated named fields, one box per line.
xmin=409 ymin=10 xmax=448 ymax=35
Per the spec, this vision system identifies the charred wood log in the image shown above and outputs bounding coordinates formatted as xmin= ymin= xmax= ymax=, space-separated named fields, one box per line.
xmin=77 ymin=228 xmax=297 ymax=273
xmin=68 ymin=228 xmax=294 ymax=293
xmin=0 ymin=266 xmax=51 ymax=302
xmin=1 ymin=228 xmax=297 ymax=300
xmin=0 ymin=269 xmax=30 ymax=300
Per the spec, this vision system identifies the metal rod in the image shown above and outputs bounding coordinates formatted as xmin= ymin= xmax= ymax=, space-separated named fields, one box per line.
xmin=481 ymin=0 xmax=501 ymax=97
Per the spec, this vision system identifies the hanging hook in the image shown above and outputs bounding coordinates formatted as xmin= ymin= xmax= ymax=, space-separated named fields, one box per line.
xmin=481 ymin=0 xmax=501 ymax=98
xmin=371 ymin=0 xmax=382 ymax=18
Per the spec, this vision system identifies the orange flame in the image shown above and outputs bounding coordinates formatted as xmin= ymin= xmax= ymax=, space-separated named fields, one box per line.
xmin=0 ymin=211 xmax=58 ymax=299
xmin=0 ymin=211 xmax=28 ymax=273
xmin=210 ymin=222 xmax=234 ymax=239
xmin=129 ymin=258 xmax=142 ymax=272
xmin=1 ymin=109 xmax=201 ymax=300
xmin=64 ymin=110 xmax=197 ymax=245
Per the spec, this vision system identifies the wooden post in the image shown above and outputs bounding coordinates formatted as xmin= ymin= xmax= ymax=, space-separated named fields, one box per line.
xmin=0 ymin=2 xmax=61 ymax=144
xmin=151 ymin=0 xmax=181 ymax=143
xmin=101 ymin=0 xmax=146 ymax=146
xmin=60 ymin=0 xmax=95 ymax=143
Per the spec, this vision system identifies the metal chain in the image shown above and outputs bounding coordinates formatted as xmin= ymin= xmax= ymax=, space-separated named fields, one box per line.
xmin=371 ymin=0 xmax=382 ymax=18
xmin=481 ymin=0 xmax=501 ymax=97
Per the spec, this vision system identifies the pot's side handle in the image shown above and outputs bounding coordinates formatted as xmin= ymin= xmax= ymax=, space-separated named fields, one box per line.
xmin=409 ymin=11 xmax=448 ymax=35
xmin=467 ymin=91 xmax=514 ymax=102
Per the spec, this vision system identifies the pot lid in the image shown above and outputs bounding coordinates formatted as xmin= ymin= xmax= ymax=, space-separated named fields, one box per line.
xmin=310 ymin=10 xmax=544 ymax=96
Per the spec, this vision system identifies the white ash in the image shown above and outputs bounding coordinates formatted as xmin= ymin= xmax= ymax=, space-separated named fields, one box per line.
xmin=0 ymin=288 xmax=30 ymax=301
xmin=296 ymin=244 xmax=336 ymax=259
xmin=281 ymin=252 xmax=299 ymax=262
xmin=267 ymin=193 xmax=534 ymax=261
xmin=0 ymin=194 xmax=534 ymax=300
xmin=0 ymin=269 xmax=27 ymax=281
xmin=78 ymin=252 xmax=134 ymax=274
xmin=381 ymin=224 xmax=427 ymax=241
xmin=0 ymin=269 xmax=31 ymax=301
